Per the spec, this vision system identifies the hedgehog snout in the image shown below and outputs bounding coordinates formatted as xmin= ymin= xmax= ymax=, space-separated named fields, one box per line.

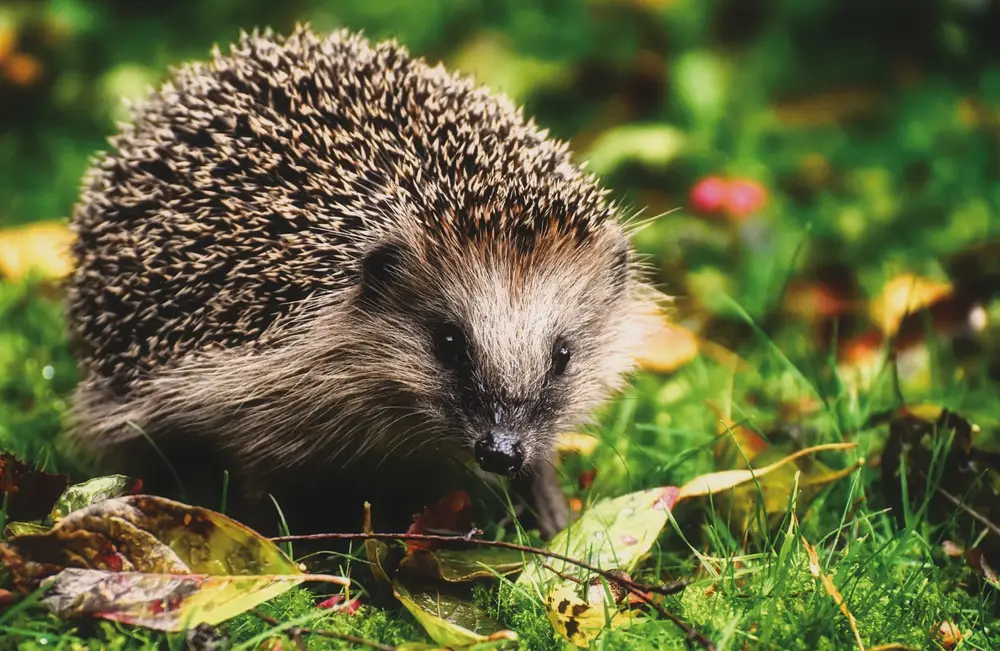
xmin=473 ymin=428 xmax=524 ymax=477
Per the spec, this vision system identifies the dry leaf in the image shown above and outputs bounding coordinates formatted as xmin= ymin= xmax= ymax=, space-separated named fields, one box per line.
xmin=800 ymin=524 xmax=865 ymax=650
xmin=544 ymin=583 xmax=636 ymax=648
xmin=517 ymin=486 xmax=679 ymax=593
xmin=556 ymin=432 xmax=600 ymax=456
xmin=393 ymin=580 xmax=517 ymax=648
xmin=1 ymin=495 xmax=318 ymax=590
xmin=3 ymin=52 xmax=42 ymax=86
xmin=869 ymin=273 xmax=952 ymax=336
xmin=933 ymin=621 xmax=963 ymax=650
xmin=40 ymin=568 xmax=345 ymax=632
xmin=637 ymin=318 xmax=699 ymax=373
xmin=406 ymin=490 xmax=473 ymax=552
xmin=0 ymin=495 xmax=348 ymax=631
xmin=677 ymin=442 xmax=857 ymax=500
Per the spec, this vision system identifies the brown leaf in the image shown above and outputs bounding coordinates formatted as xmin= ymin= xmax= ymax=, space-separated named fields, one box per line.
xmin=38 ymin=568 xmax=344 ymax=632
xmin=2 ymin=52 xmax=42 ymax=86
xmin=406 ymin=490 xmax=473 ymax=553
xmin=933 ymin=621 xmax=963 ymax=650
xmin=869 ymin=273 xmax=953 ymax=336
xmin=0 ymin=452 xmax=70 ymax=523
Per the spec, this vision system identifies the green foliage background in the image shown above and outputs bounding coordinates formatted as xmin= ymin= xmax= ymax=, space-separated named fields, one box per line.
xmin=2 ymin=0 xmax=1000 ymax=649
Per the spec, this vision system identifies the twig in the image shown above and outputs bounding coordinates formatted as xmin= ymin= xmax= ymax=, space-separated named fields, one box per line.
xmin=269 ymin=531 xmax=712 ymax=649
xmin=933 ymin=483 xmax=1000 ymax=539
xmin=252 ymin=609 xmax=395 ymax=651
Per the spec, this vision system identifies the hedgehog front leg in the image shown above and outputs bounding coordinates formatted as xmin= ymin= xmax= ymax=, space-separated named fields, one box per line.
xmin=520 ymin=457 xmax=569 ymax=539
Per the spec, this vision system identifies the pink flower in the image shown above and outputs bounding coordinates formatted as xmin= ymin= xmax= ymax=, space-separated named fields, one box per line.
xmin=723 ymin=178 xmax=768 ymax=218
xmin=689 ymin=176 xmax=729 ymax=214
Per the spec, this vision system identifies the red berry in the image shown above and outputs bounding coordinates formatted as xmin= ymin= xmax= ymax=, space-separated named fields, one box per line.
xmin=723 ymin=178 xmax=768 ymax=217
xmin=689 ymin=176 xmax=729 ymax=214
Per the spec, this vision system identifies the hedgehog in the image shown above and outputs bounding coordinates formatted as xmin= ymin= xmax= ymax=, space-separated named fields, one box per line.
xmin=64 ymin=25 xmax=662 ymax=539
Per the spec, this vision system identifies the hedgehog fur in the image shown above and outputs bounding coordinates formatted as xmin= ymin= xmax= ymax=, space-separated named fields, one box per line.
xmin=64 ymin=25 xmax=662 ymax=538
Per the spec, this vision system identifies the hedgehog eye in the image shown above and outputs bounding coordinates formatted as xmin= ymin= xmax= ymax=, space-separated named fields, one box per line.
xmin=432 ymin=323 xmax=467 ymax=368
xmin=551 ymin=340 xmax=571 ymax=376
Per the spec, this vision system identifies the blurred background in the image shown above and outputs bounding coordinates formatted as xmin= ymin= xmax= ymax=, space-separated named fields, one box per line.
xmin=2 ymin=0 xmax=1000 ymax=472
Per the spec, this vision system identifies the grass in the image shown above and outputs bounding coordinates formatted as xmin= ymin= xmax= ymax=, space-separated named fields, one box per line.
xmin=1 ymin=263 xmax=999 ymax=650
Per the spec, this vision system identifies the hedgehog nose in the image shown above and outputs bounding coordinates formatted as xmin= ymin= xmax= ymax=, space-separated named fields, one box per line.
xmin=474 ymin=430 xmax=524 ymax=476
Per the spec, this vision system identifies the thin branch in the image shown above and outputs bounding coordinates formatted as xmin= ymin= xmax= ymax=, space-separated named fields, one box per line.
xmin=252 ymin=609 xmax=395 ymax=651
xmin=269 ymin=531 xmax=712 ymax=650
xmin=933 ymin=484 xmax=1000 ymax=538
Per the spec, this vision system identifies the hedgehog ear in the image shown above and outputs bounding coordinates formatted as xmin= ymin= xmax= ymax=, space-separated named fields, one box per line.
xmin=359 ymin=241 xmax=406 ymax=303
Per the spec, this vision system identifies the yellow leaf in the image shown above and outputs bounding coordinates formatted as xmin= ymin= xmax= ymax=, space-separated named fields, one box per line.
xmin=636 ymin=318 xmax=699 ymax=374
xmin=41 ymin=568 xmax=346 ymax=632
xmin=800 ymin=526 xmax=865 ymax=650
xmin=0 ymin=221 xmax=74 ymax=281
xmin=555 ymin=432 xmax=600 ymax=456
xmin=677 ymin=442 xmax=857 ymax=501
xmin=0 ymin=23 xmax=15 ymax=63
xmin=869 ymin=273 xmax=952 ymax=336
xmin=544 ymin=583 xmax=636 ymax=648
xmin=393 ymin=580 xmax=517 ymax=648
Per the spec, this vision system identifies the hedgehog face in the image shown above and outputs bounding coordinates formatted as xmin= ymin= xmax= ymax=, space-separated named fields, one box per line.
xmin=355 ymin=225 xmax=639 ymax=477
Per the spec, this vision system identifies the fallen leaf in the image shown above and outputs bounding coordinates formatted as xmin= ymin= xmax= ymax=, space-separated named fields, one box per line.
xmin=392 ymin=580 xmax=516 ymax=648
xmin=869 ymin=273 xmax=953 ymax=336
xmin=399 ymin=547 xmax=525 ymax=583
xmin=544 ymin=582 xmax=636 ymax=648
xmin=585 ymin=569 xmax=631 ymax=605
xmin=3 ymin=521 xmax=49 ymax=538
xmin=39 ymin=568 xmax=345 ymax=632
xmin=0 ymin=495 xmax=315 ymax=590
xmin=555 ymin=432 xmax=600 ymax=456
xmin=0 ymin=221 xmax=74 ymax=281
xmin=407 ymin=490 xmax=473 ymax=552
xmin=2 ymin=52 xmax=42 ymax=86
xmin=933 ymin=621 xmax=963 ymax=650
xmin=49 ymin=474 xmax=143 ymax=523
xmin=0 ymin=495 xmax=348 ymax=631
xmin=636 ymin=319 xmax=700 ymax=374
xmin=517 ymin=486 xmax=679 ymax=592
xmin=0 ymin=452 xmax=70 ymax=523
xmin=363 ymin=502 xmax=393 ymax=585
xmin=880 ymin=406 xmax=1000 ymax=558
xmin=677 ymin=442 xmax=857 ymax=500
xmin=801 ymin=525 xmax=864 ymax=649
